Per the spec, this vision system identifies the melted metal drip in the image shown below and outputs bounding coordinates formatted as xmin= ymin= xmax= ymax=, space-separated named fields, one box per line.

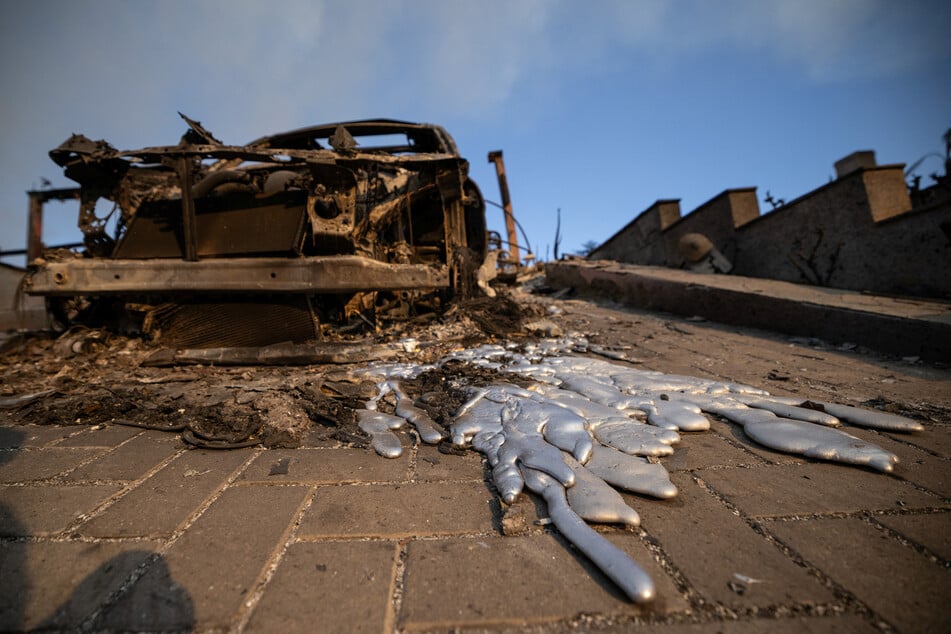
xmin=562 ymin=453 xmax=641 ymax=526
xmin=356 ymin=409 xmax=404 ymax=458
xmin=522 ymin=466 xmax=655 ymax=603
xmin=743 ymin=418 xmax=899 ymax=472
xmin=584 ymin=444 xmax=678 ymax=499
xmin=353 ymin=336 xmax=921 ymax=602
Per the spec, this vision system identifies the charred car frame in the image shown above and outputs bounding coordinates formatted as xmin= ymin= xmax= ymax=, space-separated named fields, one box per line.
xmin=24 ymin=116 xmax=490 ymax=346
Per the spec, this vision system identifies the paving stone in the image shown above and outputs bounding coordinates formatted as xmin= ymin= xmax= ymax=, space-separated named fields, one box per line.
xmin=415 ymin=444 xmax=486 ymax=481
xmin=885 ymin=423 xmax=951 ymax=459
xmin=66 ymin=431 xmax=181 ymax=482
xmin=637 ymin=615 xmax=877 ymax=633
xmin=245 ymin=541 xmax=397 ymax=633
xmin=660 ymin=430 xmax=764 ymax=472
xmin=632 ymin=472 xmax=835 ymax=610
xmin=79 ymin=448 xmax=252 ymax=538
xmin=844 ymin=427 xmax=951 ymax=498
xmin=54 ymin=424 xmax=142 ymax=447
xmin=98 ymin=484 xmax=309 ymax=631
xmin=239 ymin=447 xmax=410 ymax=484
xmin=0 ymin=483 xmax=123 ymax=536
xmin=768 ymin=517 xmax=950 ymax=633
xmin=874 ymin=511 xmax=951 ymax=562
xmin=401 ymin=533 xmax=685 ymax=629
xmin=299 ymin=481 xmax=496 ymax=538
xmin=696 ymin=463 xmax=942 ymax=518
xmin=0 ymin=424 xmax=77 ymax=449
xmin=0 ymin=540 xmax=160 ymax=631
xmin=0 ymin=447 xmax=106 ymax=482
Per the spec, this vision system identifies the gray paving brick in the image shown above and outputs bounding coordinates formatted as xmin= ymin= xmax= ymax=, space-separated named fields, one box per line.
xmin=0 ymin=483 xmax=123 ymax=536
xmin=875 ymin=511 xmax=951 ymax=562
xmin=661 ymin=429 xmax=764 ymax=472
xmin=415 ymin=444 xmax=486 ymax=481
xmin=696 ymin=463 xmax=942 ymax=518
xmin=886 ymin=423 xmax=951 ymax=459
xmin=245 ymin=541 xmax=397 ymax=633
xmin=844 ymin=427 xmax=951 ymax=498
xmin=78 ymin=448 xmax=252 ymax=537
xmin=0 ymin=424 xmax=76 ymax=449
xmin=400 ymin=533 xmax=685 ymax=629
xmin=0 ymin=540 xmax=160 ymax=631
xmin=98 ymin=484 xmax=309 ymax=631
xmin=298 ymin=480 xmax=496 ymax=538
xmin=632 ymin=472 xmax=835 ymax=609
xmin=0 ymin=447 xmax=106 ymax=482
xmin=768 ymin=517 xmax=950 ymax=633
xmin=54 ymin=424 xmax=142 ymax=447
xmin=239 ymin=447 xmax=410 ymax=484
xmin=66 ymin=431 xmax=181 ymax=481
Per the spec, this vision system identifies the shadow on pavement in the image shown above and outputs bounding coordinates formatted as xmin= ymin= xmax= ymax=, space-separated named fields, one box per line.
xmin=47 ymin=551 xmax=195 ymax=631
xmin=0 ymin=426 xmax=195 ymax=631
xmin=0 ymin=427 xmax=26 ymax=629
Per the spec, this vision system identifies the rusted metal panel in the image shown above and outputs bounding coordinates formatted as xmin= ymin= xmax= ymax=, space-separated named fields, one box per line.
xmin=26 ymin=256 xmax=449 ymax=295
xmin=143 ymin=298 xmax=319 ymax=348
xmin=113 ymin=195 xmax=307 ymax=258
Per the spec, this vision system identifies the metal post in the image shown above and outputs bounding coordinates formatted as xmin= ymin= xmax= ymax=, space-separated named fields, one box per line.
xmin=178 ymin=156 xmax=199 ymax=261
xmin=487 ymin=150 xmax=520 ymax=267
xmin=27 ymin=192 xmax=44 ymax=263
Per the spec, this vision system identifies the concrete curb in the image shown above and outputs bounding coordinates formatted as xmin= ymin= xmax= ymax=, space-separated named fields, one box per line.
xmin=545 ymin=260 xmax=951 ymax=361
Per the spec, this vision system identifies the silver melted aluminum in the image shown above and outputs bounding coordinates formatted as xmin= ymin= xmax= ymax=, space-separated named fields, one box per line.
xmin=355 ymin=337 xmax=921 ymax=603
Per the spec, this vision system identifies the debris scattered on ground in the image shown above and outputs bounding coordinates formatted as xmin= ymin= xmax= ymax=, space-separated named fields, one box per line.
xmin=728 ymin=572 xmax=765 ymax=595
xmin=2 ymin=282 xmax=948 ymax=607
xmin=268 ymin=457 xmax=292 ymax=476
xmin=500 ymin=502 xmax=529 ymax=536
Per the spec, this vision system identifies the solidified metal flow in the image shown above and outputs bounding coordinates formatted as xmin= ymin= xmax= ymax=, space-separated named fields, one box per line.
xmin=353 ymin=336 xmax=920 ymax=603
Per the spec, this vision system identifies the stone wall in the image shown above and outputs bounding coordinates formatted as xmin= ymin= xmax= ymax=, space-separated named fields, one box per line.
xmin=589 ymin=161 xmax=951 ymax=298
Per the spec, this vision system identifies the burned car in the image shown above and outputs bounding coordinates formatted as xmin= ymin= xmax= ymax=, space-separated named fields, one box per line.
xmin=24 ymin=115 xmax=489 ymax=347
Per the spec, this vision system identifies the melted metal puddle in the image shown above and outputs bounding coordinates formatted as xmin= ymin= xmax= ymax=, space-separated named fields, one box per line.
xmin=356 ymin=338 xmax=923 ymax=603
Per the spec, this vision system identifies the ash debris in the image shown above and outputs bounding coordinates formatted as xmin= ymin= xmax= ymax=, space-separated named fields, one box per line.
xmin=0 ymin=291 xmax=544 ymax=449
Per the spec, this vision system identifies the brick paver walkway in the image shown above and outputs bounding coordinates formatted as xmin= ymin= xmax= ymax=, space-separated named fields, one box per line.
xmin=1 ymin=297 xmax=948 ymax=632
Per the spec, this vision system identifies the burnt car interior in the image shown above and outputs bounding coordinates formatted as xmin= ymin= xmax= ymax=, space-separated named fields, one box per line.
xmin=24 ymin=115 xmax=490 ymax=347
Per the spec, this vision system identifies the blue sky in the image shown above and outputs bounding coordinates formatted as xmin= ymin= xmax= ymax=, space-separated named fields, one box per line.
xmin=1 ymin=0 xmax=949 ymax=263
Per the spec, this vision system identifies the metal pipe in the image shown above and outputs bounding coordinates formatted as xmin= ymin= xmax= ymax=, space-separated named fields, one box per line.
xmin=487 ymin=150 xmax=520 ymax=266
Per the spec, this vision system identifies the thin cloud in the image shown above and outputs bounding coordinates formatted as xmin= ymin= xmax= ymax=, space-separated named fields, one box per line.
xmin=1 ymin=0 xmax=947 ymax=252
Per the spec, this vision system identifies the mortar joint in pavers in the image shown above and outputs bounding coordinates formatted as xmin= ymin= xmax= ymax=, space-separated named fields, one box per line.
xmin=708 ymin=427 xmax=771 ymax=464
xmin=145 ymin=450 xmax=261 ymax=549
xmin=390 ymin=540 xmax=410 ymax=631
xmin=232 ymin=484 xmax=317 ymax=631
xmin=744 ymin=521 xmax=897 ymax=630
xmin=682 ymin=473 xmax=901 ymax=625
xmin=637 ymin=524 xmax=710 ymax=613
xmin=56 ymin=430 xmax=153 ymax=478
xmin=79 ymin=550 xmax=165 ymax=631
xmin=58 ymin=448 xmax=188 ymax=535
xmin=862 ymin=514 xmax=950 ymax=568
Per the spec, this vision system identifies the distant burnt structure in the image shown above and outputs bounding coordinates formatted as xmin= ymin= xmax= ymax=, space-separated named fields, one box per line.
xmin=589 ymin=145 xmax=951 ymax=299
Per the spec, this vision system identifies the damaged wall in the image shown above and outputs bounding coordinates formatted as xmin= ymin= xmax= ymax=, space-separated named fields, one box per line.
xmin=589 ymin=159 xmax=951 ymax=298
